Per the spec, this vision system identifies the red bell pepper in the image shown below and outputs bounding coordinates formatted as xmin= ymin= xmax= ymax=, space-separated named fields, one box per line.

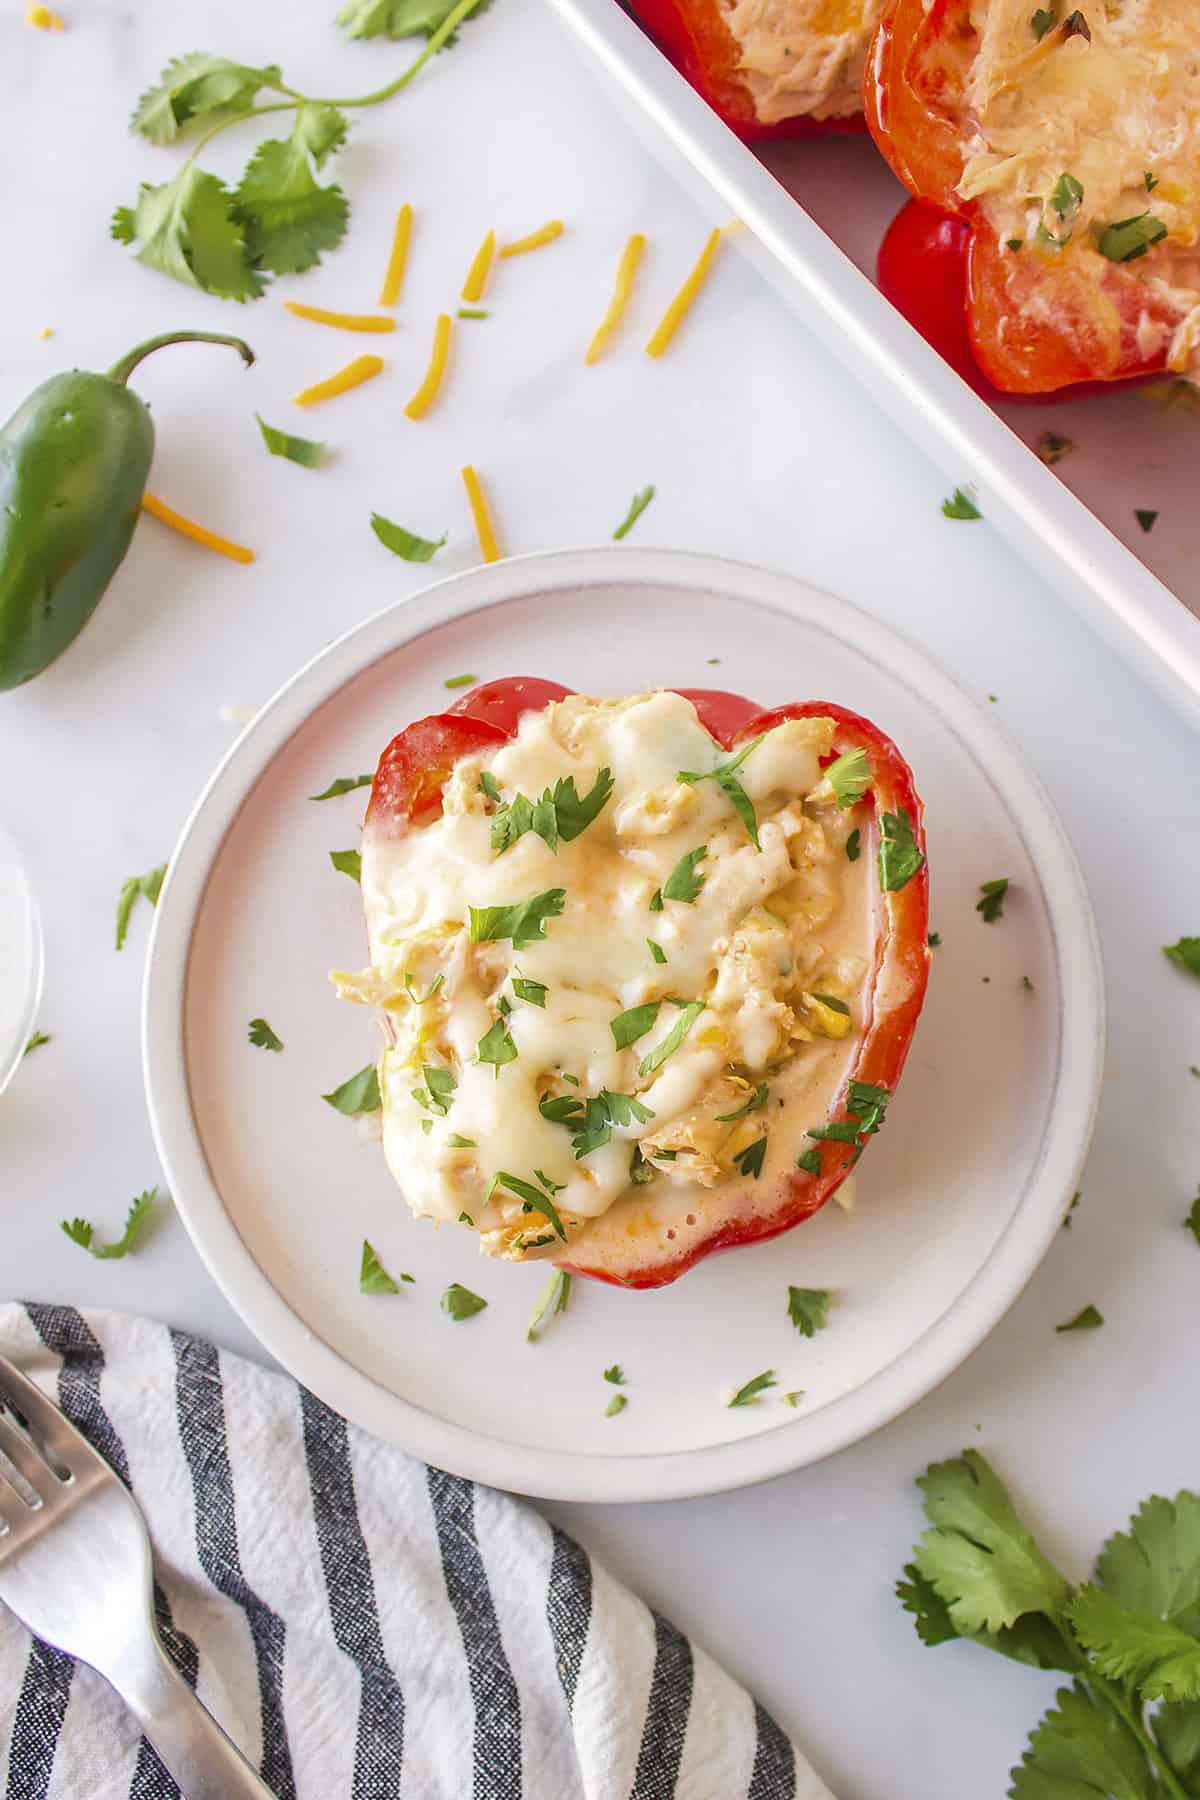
xmin=866 ymin=0 xmax=1186 ymax=395
xmin=366 ymin=679 xmax=930 ymax=1290
xmin=627 ymin=0 xmax=870 ymax=140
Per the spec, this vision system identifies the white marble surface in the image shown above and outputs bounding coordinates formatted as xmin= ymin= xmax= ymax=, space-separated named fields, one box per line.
xmin=3 ymin=2 xmax=1200 ymax=1796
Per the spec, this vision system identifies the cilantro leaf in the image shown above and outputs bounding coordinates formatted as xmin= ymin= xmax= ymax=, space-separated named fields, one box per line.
xmin=116 ymin=862 xmax=166 ymax=950
xmin=1136 ymin=509 xmax=1159 ymax=534
xmin=1165 ymin=939 xmax=1200 ymax=979
xmin=1099 ymin=214 xmax=1167 ymax=264
xmin=310 ymin=773 xmax=372 ymax=800
xmin=512 ymin=977 xmax=547 ymax=1007
xmin=611 ymin=1001 xmax=661 ymax=1050
xmin=1095 ymin=1492 xmax=1200 ymax=1634
xmin=1056 ymin=1304 xmax=1103 ymax=1333
xmin=130 ymin=53 xmax=280 ymax=146
xmin=477 ymin=1016 xmax=517 ymax=1072
xmin=613 ymin=485 xmax=656 ymax=540
xmin=661 ymin=845 xmax=707 ymax=903
xmin=639 ymin=1000 xmax=705 ymax=1076
xmin=441 ymin=1282 xmax=487 ymax=1321
xmin=1185 ymin=1194 xmax=1200 ymax=1247
xmin=412 ymin=1065 xmax=456 ymax=1115
xmin=715 ymin=1083 xmax=768 ymax=1122
xmin=526 ymin=1268 xmax=571 ymax=1341
xmin=338 ymin=0 xmax=492 ymax=42
xmin=604 ymin=1365 xmax=626 ymax=1385
xmin=493 ymin=1171 xmax=567 ymax=1241
xmin=360 ymin=1239 xmax=410 ymax=1293
xmin=322 ymin=1063 xmax=381 ymax=1114
xmin=22 ymin=1031 xmax=50 ymax=1057
xmin=911 ymin=1451 xmax=1071 ymax=1635
xmin=1009 ymin=1682 xmax=1157 ymax=1800
xmin=678 ymin=737 xmax=764 ymax=849
xmin=257 ymin=414 xmax=325 ymax=468
xmin=233 ymin=125 xmax=349 ymax=276
xmin=942 ymin=487 xmax=982 ymax=520
xmin=729 ymin=1370 xmax=776 ymax=1408
xmin=553 ymin=769 xmax=614 ymax=841
xmin=547 ymin=1089 xmax=654 ymax=1159
xmin=469 ymin=889 xmax=566 ymax=951
xmin=647 ymin=938 xmax=667 ymax=965
xmin=330 ymin=848 xmax=362 ymax=882
xmin=878 ymin=809 xmax=924 ymax=892
xmin=928 ymin=931 xmax=942 ymax=947
xmin=896 ymin=1563 xmax=1077 ymax=1670
xmin=61 ymin=1189 xmax=158 ymax=1261
xmin=977 ymin=878 xmax=1010 ymax=923
xmin=248 ymin=1017 xmax=283 ymax=1052
xmin=1067 ymin=1585 xmax=1200 ymax=1701
xmin=371 ymin=512 xmax=447 ymax=563
xmin=405 ymin=972 xmax=444 ymax=1005
xmin=291 ymin=102 xmax=349 ymax=169
xmin=114 ymin=166 xmax=264 ymax=301
xmin=795 ymin=1147 xmax=821 ymax=1175
xmin=787 ymin=1287 xmax=831 ymax=1337
xmin=733 ymin=1136 xmax=767 ymax=1179
xmin=490 ymin=769 xmax=612 ymax=853
xmin=1049 ymin=171 xmax=1084 ymax=232
xmin=606 ymin=1392 xmax=628 ymax=1417
xmin=1030 ymin=7 xmax=1057 ymax=38
xmin=845 ymin=829 xmax=862 ymax=863
xmin=824 ymin=747 xmax=871 ymax=809
xmin=781 ymin=1391 xmax=804 ymax=1408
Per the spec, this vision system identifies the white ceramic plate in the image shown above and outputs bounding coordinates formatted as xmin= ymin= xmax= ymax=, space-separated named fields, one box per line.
xmin=143 ymin=547 xmax=1103 ymax=1502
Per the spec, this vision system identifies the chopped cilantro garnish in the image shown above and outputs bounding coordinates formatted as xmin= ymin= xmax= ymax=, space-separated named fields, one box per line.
xmin=490 ymin=768 xmax=613 ymax=855
xmin=23 ymin=1030 xmax=50 ymax=1057
xmin=1006 ymin=237 xmax=1024 ymax=252
xmin=469 ymin=888 xmax=566 ymax=950
xmin=649 ymin=888 xmax=664 ymax=911
xmin=443 ymin=673 xmax=477 ymax=688
xmin=527 ymin=1269 xmax=571 ymax=1341
xmin=116 ymin=862 xmax=166 ymax=950
xmin=1036 ymin=431 xmax=1074 ymax=466
xmin=310 ymin=773 xmax=371 ymax=800
xmin=728 ymin=1369 xmax=776 ymax=1408
xmin=604 ymin=1364 xmax=626 ymax=1385
xmin=542 ymin=1088 xmax=655 ymax=1159
xmin=405 ymin=972 xmax=444 ymax=1005
xmin=781 ymin=1391 xmax=805 ymax=1408
xmin=1135 ymin=509 xmax=1159 ymax=534
xmin=661 ymin=845 xmax=708 ymax=903
xmin=61 ymin=1190 xmax=158 ymax=1260
xmin=477 ymin=1017 xmax=517 ymax=1073
xmin=733 ymin=1135 xmax=767 ymax=1179
xmin=329 ymin=848 xmax=362 ymax=882
xmin=612 ymin=484 xmax=656 ymax=541
xmin=1099 ymin=215 xmax=1167 ymax=263
xmin=787 ymin=1287 xmax=832 ymax=1337
xmin=824 ymin=747 xmax=871 ymax=809
xmin=447 ymin=1133 xmax=476 ymax=1148
xmin=809 ymin=993 xmax=849 ymax=1016
xmin=846 ymin=828 xmax=861 ymax=862
xmin=928 ymin=932 xmax=941 ymax=947
xmin=796 ymin=1147 xmax=821 ymax=1175
xmin=878 ymin=809 xmax=924 ymax=891
xmin=1145 ymin=171 xmax=1159 ymax=192
xmin=611 ymin=1001 xmax=661 ymax=1050
xmin=479 ymin=770 xmax=502 ymax=803
xmin=248 ymin=1017 xmax=283 ymax=1052
xmin=323 ymin=1063 xmax=381 ymax=1114
xmin=493 ymin=1171 xmax=567 ymax=1241
xmin=370 ymin=512 xmax=447 ymax=563
xmin=977 ymin=878 xmax=1009 ymax=923
xmin=1049 ymin=171 xmax=1083 ymax=230
xmin=412 ymin=1064 xmax=456 ymax=1116
xmin=678 ymin=735 xmax=765 ymax=849
xmin=638 ymin=1000 xmax=705 ymax=1076
xmin=1023 ymin=975 xmax=1035 ymax=992
xmin=647 ymin=938 xmax=667 ymax=965
xmin=942 ymin=487 xmax=982 ymax=521
xmin=1184 ymin=1191 xmax=1200 ymax=1247
xmin=605 ymin=1392 xmax=628 ymax=1417
xmin=1056 ymin=1304 xmax=1103 ymax=1333
xmin=360 ymin=1239 xmax=411 ymax=1293
xmin=716 ymin=1083 xmax=768 ymax=1122
xmin=256 ymin=414 xmax=324 ymax=468
xmin=1030 ymin=5 xmax=1056 ymax=36
xmin=808 ymin=1119 xmax=860 ymax=1144
xmin=459 ymin=1211 xmax=474 ymax=1225
xmin=1165 ymin=938 xmax=1200 ymax=978
xmin=441 ymin=1283 xmax=487 ymax=1322
xmin=512 ymin=976 xmax=548 ymax=1007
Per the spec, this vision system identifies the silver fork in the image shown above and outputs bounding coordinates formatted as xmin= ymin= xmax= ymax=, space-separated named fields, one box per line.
xmin=0 ymin=1350 xmax=274 ymax=1798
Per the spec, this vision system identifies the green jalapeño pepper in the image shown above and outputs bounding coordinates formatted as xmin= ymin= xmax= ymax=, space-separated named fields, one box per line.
xmin=0 ymin=329 xmax=254 ymax=690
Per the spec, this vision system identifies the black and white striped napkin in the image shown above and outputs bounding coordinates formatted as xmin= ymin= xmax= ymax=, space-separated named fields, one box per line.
xmin=0 ymin=1304 xmax=831 ymax=1799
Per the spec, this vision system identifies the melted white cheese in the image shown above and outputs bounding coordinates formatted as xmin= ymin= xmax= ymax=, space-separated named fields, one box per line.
xmin=719 ymin=0 xmax=884 ymax=124
xmin=342 ymin=692 xmax=870 ymax=1261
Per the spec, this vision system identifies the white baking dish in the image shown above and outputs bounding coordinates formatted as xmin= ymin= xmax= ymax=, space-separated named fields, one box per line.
xmin=547 ymin=0 xmax=1200 ymax=729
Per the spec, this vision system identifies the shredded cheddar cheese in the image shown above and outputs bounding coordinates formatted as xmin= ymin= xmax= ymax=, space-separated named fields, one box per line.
xmin=292 ymin=354 xmax=385 ymax=407
xmin=585 ymin=234 xmax=647 ymax=365
xmin=645 ymin=229 xmax=722 ymax=359
xmin=498 ymin=220 xmax=565 ymax=259
xmin=461 ymin=465 xmax=502 ymax=563
xmin=141 ymin=494 xmax=255 ymax=564
xmin=460 ymin=231 xmax=496 ymax=304
xmin=284 ymin=302 xmax=395 ymax=333
xmin=404 ymin=314 xmax=453 ymax=420
xmin=378 ymin=202 xmax=414 ymax=307
xmin=26 ymin=3 xmax=65 ymax=27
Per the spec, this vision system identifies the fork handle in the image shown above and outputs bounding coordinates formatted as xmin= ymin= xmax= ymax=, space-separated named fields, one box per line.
xmin=108 ymin=1635 xmax=276 ymax=1799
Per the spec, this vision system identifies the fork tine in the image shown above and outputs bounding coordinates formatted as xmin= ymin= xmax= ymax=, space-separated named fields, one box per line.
xmin=0 ymin=1408 xmax=60 ymax=1505
xmin=0 ymin=1353 xmax=84 ymax=1479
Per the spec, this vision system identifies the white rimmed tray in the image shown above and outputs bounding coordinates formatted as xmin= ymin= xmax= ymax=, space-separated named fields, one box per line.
xmin=143 ymin=546 xmax=1103 ymax=1503
xmin=547 ymin=0 xmax=1200 ymax=729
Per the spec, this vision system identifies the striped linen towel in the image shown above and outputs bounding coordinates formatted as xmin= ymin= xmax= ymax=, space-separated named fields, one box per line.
xmin=0 ymin=1303 xmax=832 ymax=1800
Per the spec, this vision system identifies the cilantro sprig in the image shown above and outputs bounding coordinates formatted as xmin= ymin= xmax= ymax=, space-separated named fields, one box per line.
xmin=678 ymin=737 xmax=765 ymax=849
xmin=540 ymin=1088 xmax=655 ymax=1159
xmin=62 ymin=1190 xmax=159 ymax=1260
xmin=899 ymin=1452 xmax=1200 ymax=1798
xmin=486 ymin=769 xmax=613 ymax=855
xmin=527 ymin=1269 xmax=571 ymax=1341
xmin=116 ymin=863 xmax=166 ymax=950
xmin=114 ymin=1 xmax=492 ymax=301
xmin=469 ymin=888 xmax=565 ymax=950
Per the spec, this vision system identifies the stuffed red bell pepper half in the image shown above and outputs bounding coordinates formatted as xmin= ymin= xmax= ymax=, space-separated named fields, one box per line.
xmin=627 ymin=0 xmax=881 ymax=138
xmin=866 ymin=0 xmax=1200 ymax=395
xmin=334 ymin=679 xmax=929 ymax=1290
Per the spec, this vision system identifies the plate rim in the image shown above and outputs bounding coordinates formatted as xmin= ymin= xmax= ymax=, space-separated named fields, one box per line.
xmin=142 ymin=545 xmax=1105 ymax=1502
